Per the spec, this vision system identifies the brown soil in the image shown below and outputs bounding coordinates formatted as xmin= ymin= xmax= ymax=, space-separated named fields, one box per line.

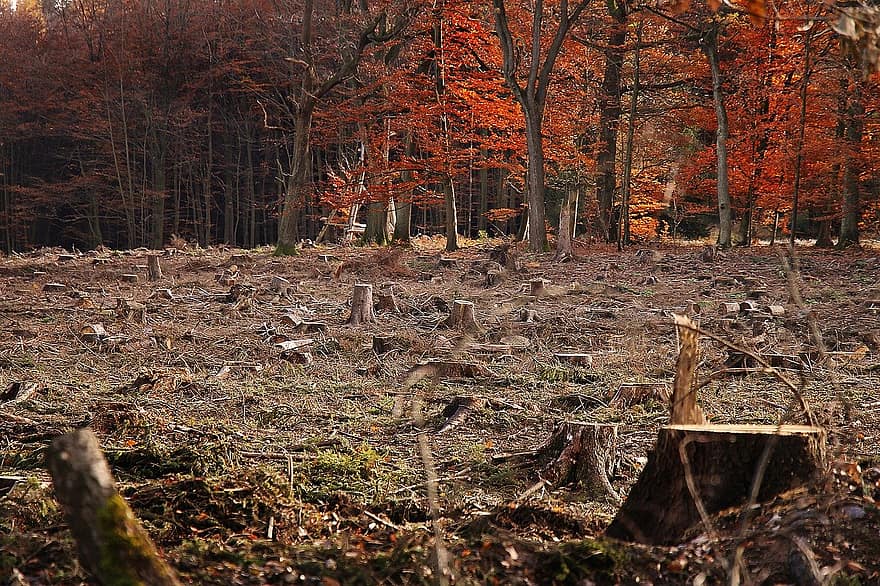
xmin=2 ymin=239 xmax=880 ymax=584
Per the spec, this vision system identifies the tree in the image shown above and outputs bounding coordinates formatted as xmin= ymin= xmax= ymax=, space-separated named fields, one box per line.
xmin=492 ymin=0 xmax=589 ymax=252
xmin=273 ymin=1 xmax=414 ymax=255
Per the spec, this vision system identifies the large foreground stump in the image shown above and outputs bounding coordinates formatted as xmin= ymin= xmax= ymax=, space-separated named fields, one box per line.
xmin=46 ymin=428 xmax=182 ymax=585
xmin=536 ymin=422 xmax=621 ymax=503
xmin=606 ymin=424 xmax=825 ymax=545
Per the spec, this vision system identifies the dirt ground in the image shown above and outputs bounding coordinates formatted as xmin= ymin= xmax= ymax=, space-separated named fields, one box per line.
xmin=2 ymin=238 xmax=880 ymax=585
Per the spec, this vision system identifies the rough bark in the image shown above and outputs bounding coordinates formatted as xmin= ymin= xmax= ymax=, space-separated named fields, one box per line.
xmin=555 ymin=185 xmax=576 ymax=261
xmin=536 ymin=422 xmax=620 ymax=503
xmin=594 ymin=2 xmax=627 ymax=242
xmin=670 ymin=314 xmax=705 ymax=425
xmin=46 ymin=428 xmax=182 ymax=586
xmin=605 ymin=424 xmax=826 ymax=544
xmin=446 ymin=299 xmax=480 ymax=332
xmin=702 ymin=25 xmax=732 ymax=248
xmin=839 ymin=82 xmax=864 ymax=248
xmin=147 ymin=254 xmax=163 ymax=281
xmin=347 ymin=283 xmax=375 ymax=325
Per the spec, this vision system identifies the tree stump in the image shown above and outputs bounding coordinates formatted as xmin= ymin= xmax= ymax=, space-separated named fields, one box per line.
xmin=372 ymin=334 xmax=398 ymax=354
xmin=670 ymin=314 xmax=705 ymax=425
xmin=146 ymin=254 xmax=163 ymax=281
xmin=270 ymin=276 xmax=293 ymax=296
xmin=375 ymin=289 xmax=400 ymax=312
xmin=605 ymin=424 xmax=826 ymax=545
xmin=519 ymin=308 xmax=538 ymax=323
xmin=554 ymin=353 xmax=593 ymax=367
xmin=347 ymin=283 xmax=374 ymax=325
xmin=535 ymin=422 xmax=621 ymax=503
xmin=438 ymin=257 xmax=457 ymax=268
xmin=46 ymin=429 xmax=182 ymax=585
xmin=120 ymin=273 xmax=139 ymax=284
xmin=530 ymin=278 xmax=548 ymax=297
xmin=43 ymin=282 xmax=67 ymax=293
xmin=485 ymin=270 xmax=504 ymax=287
xmin=446 ymin=299 xmax=480 ymax=332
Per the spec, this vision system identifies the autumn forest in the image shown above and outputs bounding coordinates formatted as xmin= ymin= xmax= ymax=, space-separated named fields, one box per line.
xmin=0 ymin=0 xmax=878 ymax=255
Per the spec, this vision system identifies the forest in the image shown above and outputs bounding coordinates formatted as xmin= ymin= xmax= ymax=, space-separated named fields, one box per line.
xmin=0 ymin=0 xmax=878 ymax=254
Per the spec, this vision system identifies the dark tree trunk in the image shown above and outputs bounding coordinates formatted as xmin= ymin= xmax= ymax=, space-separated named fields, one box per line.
xmin=595 ymin=4 xmax=627 ymax=242
xmin=702 ymin=25 xmax=732 ymax=248
xmin=839 ymin=83 xmax=864 ymax=248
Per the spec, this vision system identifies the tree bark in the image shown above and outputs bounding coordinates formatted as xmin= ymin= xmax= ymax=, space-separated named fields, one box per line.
xmin=594 ymin=2 xmax=627 ymax=242
xmin=555 ymin=185 xmax=576 ymax=261
xmin=605 ymin=424 xmax=826 ymax=544
xmin=535 ymin=422 xmax=620 ymax=502
xmin=702 ymin=25 xmax=732 ymax=248
xmin=46 ymin=429 xmax=182 ymax=586
xmin=493 ymin=0 xmax=589 ymax=253
xmin=347 ymin=283 xmax=375 ymax=325
xmin=839 ymin=82 xmax=864 ymax=248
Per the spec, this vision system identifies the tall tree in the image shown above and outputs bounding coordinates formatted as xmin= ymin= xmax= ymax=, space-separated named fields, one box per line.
xmin=273 ymin=1 xmax=414 ymax=255
xmin=493 ymin=0 xmax=589 ymax=252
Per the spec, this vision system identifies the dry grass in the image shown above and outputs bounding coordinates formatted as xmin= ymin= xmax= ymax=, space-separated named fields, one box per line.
xmin=2 ymin=241 xmax=880 ymax=583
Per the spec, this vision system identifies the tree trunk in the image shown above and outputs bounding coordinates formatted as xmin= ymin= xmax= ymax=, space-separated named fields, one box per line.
xmin=364 ymin=201 xmax=390 ymax=245
xmin=524 ymin=110 xmax=548 ymax=251
xmin=46 ymin=429 xmax=182 ymax=585
xmin=444 ymin=180 xmax=459 ymax=251
xmin=605 ymin=424 xmax=825 ymax=544
xmin=347 ymin=283 xmax=374 ymax=325
xmin=839 ymin=83 xmax=864 ymax=248
xmin=618 ymin=19 xmax=641 ymax=251
xmin=535 ymin=422 xmax=620 ymax=502
xmin=595 ymin=5 xmax=627 ymax=242
xmin=703 ymin=27 xmax=732 ymax=248
xmin=277 ymin=106 xmax=313 ymax=255
xmin=555 ymin=185 xmax=576 ymax=261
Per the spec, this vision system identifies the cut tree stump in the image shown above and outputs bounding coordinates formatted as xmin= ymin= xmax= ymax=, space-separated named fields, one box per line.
xmin=42 ymin=282 xmax=66 ymax=293
xmin=485 ymin=270 xmax=504 ymax=287
xmin=670 ymin=314 xmax=705 ymax=425
xmin=46 ymin=428 xmax=182 ymax=586
xmin=79 ymin=323 xmax=108 ymax=342
xmin=372 ymin=334 xmax=399 ymax=354
xmin=438 ymin=257 xmax=457 ymax=268
xmin=605 ymin=424 xmax=826 ymax=545
xmin=347 ymin=283 xmax=374 ymax=325
xmin=446 ymin=299 xmax=480 ymax=332
xmin=146 ymin=254 xmax=163 ymax=280
xmin=374 ymin=289 xmax=400 ymax=313
xmin=270 ymin=276 xmax=293 ymax=296
xmin=530 ymin=278 xmax=548 ymax=297
xmin=535 ymin=422 xmax=621 ymax=503
xmin=519 ymin=308 xmax=538 ymax=323
xmin=554 ymin=353 xmax=593 ymax=367
xmin=120 ymin=273 xmax=139 ymax=284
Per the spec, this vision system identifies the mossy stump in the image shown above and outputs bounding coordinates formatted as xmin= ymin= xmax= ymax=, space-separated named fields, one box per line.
xmin=46 ymin=428 xmax=182 ymax=586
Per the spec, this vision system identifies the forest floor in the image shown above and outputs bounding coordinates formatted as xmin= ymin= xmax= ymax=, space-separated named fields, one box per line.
xmin=2 ymin=238 xmax=880 ymax=585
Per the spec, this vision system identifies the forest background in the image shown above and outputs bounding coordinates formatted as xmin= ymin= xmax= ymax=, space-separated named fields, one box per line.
xmin=0 ymin=0 xmax=877 ymax=256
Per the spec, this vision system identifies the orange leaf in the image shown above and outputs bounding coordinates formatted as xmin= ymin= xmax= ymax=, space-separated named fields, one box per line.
xmin=707 ymin=0 xmax=721 ymax=10
xmin=747 ymin=0 xmax=767 ymax=25
xmin=669 ymin=0 xmax=691 ymax=14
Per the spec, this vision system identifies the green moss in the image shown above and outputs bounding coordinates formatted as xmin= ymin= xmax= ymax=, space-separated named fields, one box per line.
xmin=536 ymin=538 xmax=627 ymax=584
xmin=273 ymin=243 xmax=300 ymax=256
xmin=95 ymin=494 xmax=159 ymax=586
